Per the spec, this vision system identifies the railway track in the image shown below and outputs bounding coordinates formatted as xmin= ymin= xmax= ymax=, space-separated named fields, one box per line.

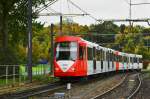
xmin=0 ymin=81 xmax=65 ymax=99
xmin=45 ymin=73 xmax=126 ymax=99
xmin=91 ymin=72 xmax=142 ymax=99
xmin=127 ymin=73 xmax=142 ymax=99
xmin=0 ymin=73 xmax=139 ymax=99
xmin=0 ymin=76 xmax=105 ymax=99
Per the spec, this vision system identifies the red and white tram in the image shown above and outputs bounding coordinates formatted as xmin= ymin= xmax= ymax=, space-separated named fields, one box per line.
xmin=54 ymin=36 xmax=143 ymax=78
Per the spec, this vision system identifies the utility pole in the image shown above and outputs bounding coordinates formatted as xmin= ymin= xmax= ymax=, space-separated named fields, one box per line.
xmin=129 ymin=0 xmax=132 ymax=33
xmin=27 ymin=0 xmax=32 ymax=83
xmin=147 ymin=39 xmax=149 ymax=52
xmin=129 ymin=0 xmax=132 ymax=20
xmin=50 ymin=24 xmax=54 ymax=75
xmin=60 ymin=16 xmax=63 ymax=35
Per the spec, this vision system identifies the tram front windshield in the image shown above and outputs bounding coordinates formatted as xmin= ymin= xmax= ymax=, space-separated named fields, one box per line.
xmin=56 ymin=42 xmax=77 ymax=61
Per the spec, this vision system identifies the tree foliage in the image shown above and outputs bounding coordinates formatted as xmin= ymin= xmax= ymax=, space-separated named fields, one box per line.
xmin=88 ymin=21 xmax=119 ymax=45
xmin=113 ymin=25 xmax=150 ymax=60
xmin=0 ymin=0 xmax=50 ymax=64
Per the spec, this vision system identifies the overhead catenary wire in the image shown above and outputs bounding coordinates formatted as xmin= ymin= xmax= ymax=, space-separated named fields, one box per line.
xmin=35 ymin=0 xmax=58 ymax=13
xmin=123 ymin=0 xmax=130 ymax=5
xmin=98 ymin=0 xmax=150 ymax=26
xmin=67 ymin=0 xmax=98 ymax=21
xmin=37 ymin=0 xmax=90 ymax=17
xmin=70 ymin=32 xmax=150 ymax=36
xmin=35 ymin=0 xmax=150 ymax=26
xmin=131 ymin=2 xmax=150 ymax=5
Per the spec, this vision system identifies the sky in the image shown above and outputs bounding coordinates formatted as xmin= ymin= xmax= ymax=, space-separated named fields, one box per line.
xmin=36 ymin=0 xmax=150 ymax=26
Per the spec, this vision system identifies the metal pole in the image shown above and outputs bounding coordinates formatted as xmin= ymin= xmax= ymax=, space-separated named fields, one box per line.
xmin=147 ymin=39 xmax=149 ymax=52
xmin=60 ymin=16 xmax=63 ymax=35
xmin=148 ymin=21 xmax=150 ymax=26
xmin=27 ymin=0 xmax=32 ymax=83
xmin=129 ymin=0 xmax=132 ymax=33
xmin=129 ymin=0 xmax=132 ymax=20
xmin=13 ymin=66 xmax=15 ymax=84
xmin=147 ymin=21 xmax=150 ymax=52
xmin=6 ymin=66 xmax=8 ymax=84
xmin=50 ymin=24 xmax=54 ymax=76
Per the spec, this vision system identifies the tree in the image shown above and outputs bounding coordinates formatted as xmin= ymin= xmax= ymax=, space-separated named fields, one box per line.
xmin=113 ymin=25 xmax=150 ymax=60
xmin=0 ymin=0 xmax=51 ymax=64
xmin=120 ymin=24 xmax=126 ymax=34
xmin=89 ymin=21 xmax=119 ymax=46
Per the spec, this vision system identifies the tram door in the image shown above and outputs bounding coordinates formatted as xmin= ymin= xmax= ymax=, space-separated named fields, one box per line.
xmin=93 ymin=47 xmax=96 ymax=71
xmin=79 ymin=44 xmax=86 ymax=74
xmin=112 ymin=52 xmax=114 ymax=70
xmin=107 ymin=51 xmax=110 ymax=71
xmin=101 ymin=49 xmax=103 ymax=72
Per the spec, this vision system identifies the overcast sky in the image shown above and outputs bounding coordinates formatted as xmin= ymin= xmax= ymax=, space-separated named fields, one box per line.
xmin=37 ymin=0 xmax=150 ymax=26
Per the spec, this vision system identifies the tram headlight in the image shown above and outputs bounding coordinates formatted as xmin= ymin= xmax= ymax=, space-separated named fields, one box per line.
xmin=55 ymin=68 xmax=59 ymax=71
xmin=71 ymin=67 xmax=75 ymax=71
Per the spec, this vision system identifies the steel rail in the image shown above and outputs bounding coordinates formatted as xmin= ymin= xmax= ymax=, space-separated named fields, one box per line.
xmin=0 ymin=81 xmax=64 ymax=99
xmin=15 ymin=85 xmax=65 ymax=99
xmin=127 ymin=73 xmax=142 ymax=99
xmin=91 ymin=74 xmax=128 ymax=99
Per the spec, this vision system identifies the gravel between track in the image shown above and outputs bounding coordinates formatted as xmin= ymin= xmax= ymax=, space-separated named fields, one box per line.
xmin=96 ymin=73 xmax=139 ymax=99
xmin=43 ymin=73 xmax=126 ymax=99
xmin=134 ymin=71 xmax=150 ymax=99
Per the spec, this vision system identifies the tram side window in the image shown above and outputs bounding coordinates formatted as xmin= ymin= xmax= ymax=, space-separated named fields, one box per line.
xmin=109 ymin=52 xmax=111 ymax=61
xmin=79 ymin=46 xmax=83 ymax=60
xmin=114 ymin=54 xmax=117 ymax=62
xmin=126 ymin=57 xmax=127 ymax=62
xmin=124 ymin=56 xmax=127 ymax=63
xmin=130 ymin=57 xmax=132 ymax=63
xmin=134 ymin=57 xmax=135 ymax=63
xmin=110 ymin=52 xmax=112 ymax=61
xmin=107 ymin=52 xmax=109 ymax=61
xmin=117 ymin=55 xmax=120 ymax=62
xmin=119 ymin=56 xmax=122 ymax=62
xmin=93 ymin=47 xmax=96 ymax=59
xmin=115 ymin=55 xmax=118 ymax=62
xmin=116 ymin=55 xmax=119 ymax=62
xmin=118 ymin=56 xmax=120 ymax=62
xmin=96 ymin=50 xmax=98 ymax=60
xmin=112 ymin=53 xmax=114 ymax=61
xmin=100 ymin=50 xmax=103 ymax=61
xmin=122 ymin=56 xmax=125 ymax=62
xmin=127 ymin=57 xmax=129 ymax=63
xmin=139 ymin=58 xmax=142 ymax=63
xmin=123 ymin=56 xmax=125 ymax=62
xmin=87 ymin=48 xmax=93 ymax=60
xmin=103 ymin=50 xmax=105 ymax=61
xmin=129 ymin=57 xmax=131 ymax=63
xmin=113 ymin=53 xmax=115 ymax=61
xmin=133 ymin=57 xmax=137 ymax=63
xmin=137 ymin=58 xmax=139 ymax=63
xmin=130 ymin=57 xmax=133 ymax=63
xmin=134 ymin=57 xmax=137 ymax=63
xmin=106 ymin=52 xmax=108 ymax=61
xmin=118 ymin=55 xmax=120 ymax=62
xmin=126 ymin=57 xmax=128 ymax=63
xmin=114 ymin=54 xmax=116 ymax=61
xmin=99 ymin=50 xmax=101 ymax=61
xmin=97 ymin=50 xmax=100 ymax=61
xmin=136 ymin=58 xmax=137 ymax=63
